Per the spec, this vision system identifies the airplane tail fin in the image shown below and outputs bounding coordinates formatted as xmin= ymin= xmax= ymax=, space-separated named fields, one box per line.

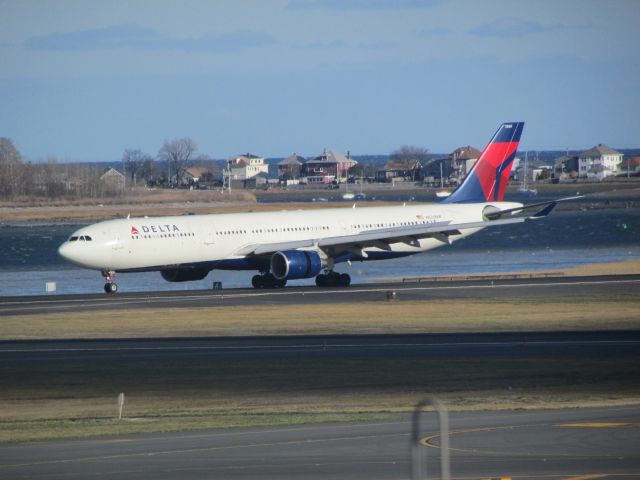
xmin=442 ymin=122 xmax=524 ymax=204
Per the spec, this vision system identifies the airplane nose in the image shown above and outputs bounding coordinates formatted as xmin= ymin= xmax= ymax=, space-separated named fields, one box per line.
xmin=58 ymin=242 xmax=74 ymax=262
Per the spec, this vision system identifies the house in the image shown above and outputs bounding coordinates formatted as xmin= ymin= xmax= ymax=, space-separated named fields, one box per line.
xmin=621 ymin=156 xmax=640 ymax=176
xmin=243 ymin=171 xmax=270 ymax=189
xmin=450 ymin=146 xmax=481 ymax=179
xmin=553 ymin=155 xmax=580 ymax=178
xmin=228 ymin=153 xmax=269 ymax=180
xmin=183 ymin=167 xmax=212 ymax=184
xmin=100 ymin=167 xmax=125 ymax=191
xmin=422 ymin=146 xmax=480 ymax=184
xmin=578 ymin=144 xmax=623 ymax=180
xmin=302 ymin=150 xmax=357 ymax=184
xmin=376 ymin=158 xmax=423 ymax=183
xmin=278 ymin=153 xmax=305 ymax=184
xmin=554 ymin=154 xmax=580 ymax=180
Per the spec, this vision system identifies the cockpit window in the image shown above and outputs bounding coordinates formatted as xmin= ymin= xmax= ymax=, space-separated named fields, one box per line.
xmin=69 ymin=235 xmax=92 ymax=242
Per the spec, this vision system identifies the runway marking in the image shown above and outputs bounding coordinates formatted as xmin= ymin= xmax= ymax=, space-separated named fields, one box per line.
xmin=1 ymin=277 xmax=639 ymax=313
xmin=2 ymin=339 xmax=639 ymax=354
xmin=0 ymin=431 xmax=408 ymax=469
xmin=556 ymin=423 xmax=633 ymax=428
xmin=420 ymin=421 xmax=640 ymax=458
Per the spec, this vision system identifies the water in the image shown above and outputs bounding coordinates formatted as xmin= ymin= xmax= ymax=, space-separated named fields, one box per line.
xmin=1 ymin=209 xmax=638 ymax=296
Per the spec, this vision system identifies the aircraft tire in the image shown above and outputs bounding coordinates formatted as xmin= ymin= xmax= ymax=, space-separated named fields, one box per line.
xmin=339 ymin=273 xmax=351 ymax=287
xmin=104 ymin=283 xmax=118 ymax=294
xmin=251 ymin=275 xmax=264 ymax=289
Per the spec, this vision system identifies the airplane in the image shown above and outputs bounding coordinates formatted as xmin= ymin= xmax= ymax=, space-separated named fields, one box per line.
xmin=58 ymin=122 xmax=561 ymax=293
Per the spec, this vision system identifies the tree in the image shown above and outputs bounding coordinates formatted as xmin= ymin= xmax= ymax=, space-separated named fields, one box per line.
xmin=0 ymin=138 xmax=22 ymax=198
xmin=157 ymin=137 xmax=197 ymax=186
xmin=348 ymin=164 xmax=365 ymax=178
xmin=122 ymin=149 xmax=153 ymax=186
xmin=388 ymin=146 xmax=431 ymax=181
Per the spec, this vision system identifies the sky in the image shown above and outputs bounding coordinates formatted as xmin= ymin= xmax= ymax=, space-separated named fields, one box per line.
xmin=1 ymin=0 xmax=639 ymax=162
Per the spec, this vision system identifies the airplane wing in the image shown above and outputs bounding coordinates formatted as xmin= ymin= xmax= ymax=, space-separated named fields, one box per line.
xmin=234 ymin=200 xmax=563 ymax=258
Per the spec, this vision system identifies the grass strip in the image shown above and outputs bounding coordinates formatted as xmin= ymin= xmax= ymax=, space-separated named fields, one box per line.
xmin=2 ymin=295 xmax=640 ymax=340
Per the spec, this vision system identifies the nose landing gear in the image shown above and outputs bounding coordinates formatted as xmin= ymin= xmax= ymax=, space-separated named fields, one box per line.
xmin=102 ymin=271 xmax=118 ymax=294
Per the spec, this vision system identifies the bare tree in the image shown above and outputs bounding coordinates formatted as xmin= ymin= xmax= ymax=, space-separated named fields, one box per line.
xmin=122 ymin=149 xmax=153 ymax=187
xmin=0 ymin=138 xmax=22 ymax=198
xmin=388 ymin=146 xmax=431 ymax=181
xmin=158 ymin=138 xmax=197 ymax=186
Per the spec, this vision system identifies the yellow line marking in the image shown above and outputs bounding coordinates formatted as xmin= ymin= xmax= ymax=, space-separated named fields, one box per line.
xmin=555 ymin=423 xmax=632 ymax=428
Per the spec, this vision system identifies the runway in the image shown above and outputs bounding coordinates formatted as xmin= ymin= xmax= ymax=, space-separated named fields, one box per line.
xmin=2 ymin=330 xmax=640 ymax=361
xmin=1 ymin=406 xmax=639 ymax=479
xmin=1 ymin=274 xmax=639 ymax=316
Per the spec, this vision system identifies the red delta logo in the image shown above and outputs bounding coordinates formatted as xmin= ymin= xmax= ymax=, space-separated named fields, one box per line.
xmin=131 ymin=226 xmax=139 ymax=235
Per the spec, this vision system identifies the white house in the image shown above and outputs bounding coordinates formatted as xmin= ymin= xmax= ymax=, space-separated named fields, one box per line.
xmin=228 ymin=153 xmax=269 ymax=180
xmin=578 ymin=144 xmax=623 ymax=180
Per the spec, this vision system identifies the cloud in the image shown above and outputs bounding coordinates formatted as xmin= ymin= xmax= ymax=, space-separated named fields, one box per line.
xmin=25 ymin=24 xmax=276 ymax=53
xmin=470 ymin=17 xmax=554 ymax=37
xmin=287 ymin=0 xmax=445 ymax=11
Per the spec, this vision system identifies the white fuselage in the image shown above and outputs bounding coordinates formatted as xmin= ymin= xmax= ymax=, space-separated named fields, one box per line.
xmin=58 ymin=202 xmax=521 ymax=273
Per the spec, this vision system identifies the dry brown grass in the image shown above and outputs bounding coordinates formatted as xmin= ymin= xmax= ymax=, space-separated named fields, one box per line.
xmin=0 ymin=195 xmax=402 ymax=222
xmin=2 ymin=296 xmax=639 ymax=340
xmin=559 ymin=259 xmax=640 ymax=276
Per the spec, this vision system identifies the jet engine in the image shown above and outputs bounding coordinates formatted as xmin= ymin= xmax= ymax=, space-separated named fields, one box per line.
xmin=160 ymin=267 xmax=210 ymax=282
xmin=270 ymin=250 xmax=322 ymax=280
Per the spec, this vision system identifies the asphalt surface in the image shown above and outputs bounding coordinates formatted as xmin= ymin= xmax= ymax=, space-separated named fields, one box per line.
xmin=2 ymin=275 xmax=639 ymax=479
xmin=1 ymin=274 xmax=639 ymax=316
xmin=1 ymin=406 xmax=639 ymax=479
xmin=2 ymin=330 xmax=640 ymax=362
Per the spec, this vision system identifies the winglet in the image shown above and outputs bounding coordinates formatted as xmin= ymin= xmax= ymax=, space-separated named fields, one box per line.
xmin=532 ymin=201 xmax=557 ymax=218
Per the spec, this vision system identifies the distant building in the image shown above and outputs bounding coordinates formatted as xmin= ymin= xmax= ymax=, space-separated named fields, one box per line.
xmin=424 ymin=146 xmax=481 ymax=184
xmin=621 ymin=156 xmax=640 ymax=176
xmin=578 ymin=144 xmax=623 ymax=179
xmin=99 ymin=167 xmax=125 ymax=191
xmin=302 ymin=150 xmax=357 ymax=184
xmin=377 ymin=158 xmax=423 ymax=182
xmin=183 ymin=167 xmax=212 ymax=184
xmin=450 ymin=146 xmax=481 ymax=179
xmin=554 ymin=154 xmax=580 ymax=180
xmin=278 ymin=153 xmax=305 ymax=183
xmin=243 ymin=171 xmax=270 ymax=189
xmin=228 ymin=153 xmax=269 ymax=180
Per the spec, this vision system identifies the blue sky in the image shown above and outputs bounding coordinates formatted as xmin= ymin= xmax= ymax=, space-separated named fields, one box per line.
xmin=1 ymin=0 xmax=639 ymax=162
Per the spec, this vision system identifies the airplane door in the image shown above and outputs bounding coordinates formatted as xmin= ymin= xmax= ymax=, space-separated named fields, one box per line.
xmin=204 ymin=224 xmax=216 ymax=245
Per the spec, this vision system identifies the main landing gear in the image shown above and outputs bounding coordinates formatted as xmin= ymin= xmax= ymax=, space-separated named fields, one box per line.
xmin=102 ymin=270 xmax=118 ymax=294
xmin=251 ymin=273 xmax=287 ymax=289
xmin=315 ymin=271 xmax=351 ymax=287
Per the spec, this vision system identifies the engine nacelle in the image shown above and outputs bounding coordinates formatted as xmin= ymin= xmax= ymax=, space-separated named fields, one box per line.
xmin=270 ymin=250 xmax=322 ymax=280
xmin=160 ymin=267 xmax=210 ymax=282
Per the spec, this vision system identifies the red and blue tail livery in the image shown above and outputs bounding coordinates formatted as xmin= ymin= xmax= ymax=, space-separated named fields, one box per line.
xmin=443 ymin=122 xmax=524 ymax=204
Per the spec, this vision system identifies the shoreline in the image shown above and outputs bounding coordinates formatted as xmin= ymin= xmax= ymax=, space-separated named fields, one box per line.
xmin=1 ymin=182 xmax=638 ymax=223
